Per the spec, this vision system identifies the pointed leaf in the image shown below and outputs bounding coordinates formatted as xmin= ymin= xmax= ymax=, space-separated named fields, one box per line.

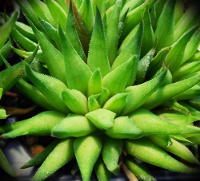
xmin=0 ymin=149 xmax=16 ymax=177
xmin=61 ymin=89 xmax=88 ymax=115
xmin=27 ymin=18 xmax=67 ymax=84
xmin=136 ymin=48 xmax=155 ymax=84
xmin=98 ymin=87 xmax=110 ymax=107
xmin=86 ymin=108 xmax=116 ymax=130
xmin=74 ymin=135 xmax=102 ymax=181
xmin=143 ymin=74 xmax=200 ymax=110
xmin=112 ymin=21 xmax=143 ymax=70
xmin=87 ymin=68 xmax=102 ymax=97
xmin=105 ymin=116 xmax=142 ymax=139
xmin=52 ymin=114 xmax=96 ymax=138
xmin=121 ymin=68 xmax=167 ymax=115
xmin=103 ymin=56 xmax=135 ymax=96
xmin=71 ymin=0 xmax=91 ymax=53
xmin=88 ymin=7 xmax=110 ymax=77
xmin=103 ymin=93 xmax=128 ymax=115
xmin=141 ymin=5 xmax=155 ymax=57
xmin=155 ymin=0 xmax=175 ymax=51
xmin=24 ymin=62 xmax=69 ymax=114
xmin=58 ymin=25 xmax=92 ymax=95
xmin=105 ymin=0 xmax=122 ymax=64
xmin=0 ymin=11 xmax=18 ymax=49
xmin=21 ymin=140 xmax=60 ymax=169
xmin=124 ymin=138 xmax=195 ymax=173
xmin=102 ymin=137 xmax=122 ymax=174
xmin=94 ymin=157 xmax=111 ymax=181
xmin=79 ymin=0 xmax=94 ymax=34
xmin=2 ymin=111 xmax=66 ymax=138
xmin=165 ymin=26 xmax=198 ymax=75
xmin=66 ymin=1 xmax=87 ymax=62
xmin=0 ymin=46 xmax=38 ymax=94
xmin=129 ymin=108 xmax=200 ymax=136
xmin=124 ymin=156 xmax=156 ymax=181
xmin=16 ymin=79 xmax=55 ymax=111
xmin=46 ymin=0 xmax=67 ymax=29
xmin=32 ymin=138 xmax=74 ymax=181
xmin=88 ymin=96 xmax=101 ymax=112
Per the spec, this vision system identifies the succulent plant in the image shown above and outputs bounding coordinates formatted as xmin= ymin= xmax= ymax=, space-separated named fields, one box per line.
xmin=1 ymin=0 xmax=200 ymax=180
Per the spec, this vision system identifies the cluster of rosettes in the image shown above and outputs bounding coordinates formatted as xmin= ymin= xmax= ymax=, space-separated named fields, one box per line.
xmin=0 ymin=0 xmax=200 ymax=181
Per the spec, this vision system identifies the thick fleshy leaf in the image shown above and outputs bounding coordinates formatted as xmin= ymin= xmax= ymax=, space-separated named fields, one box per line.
xmin=143 ymin=74 xmax=200 ymax=110
xmin=103 ymin=56 xmax=135 ymax=96
xmin=98 ymin=87 xmax=110 ymax=107
xmin=150 ymin=0 xmax=166 ymax=31
xmin=0 ymin=149 xmax=16 ymax=177
xmin=2 ymin=111 xmax=66 ymax=138
xmin=39 ymin=18 xmax=61 ymax=51
xmin=102 ymin=137 xmax=122 ymax=174
xmin=45 ymin=0 xmax=67 ymax=29
xmin=52 ymin=114 xmax=96 ymax=138
xmin=74 ymin=134 xmax=102 ymax=181
xmin=157 ymin=111 xmax=199 ymax=126
xmin=0 ymin=38 xmax=14 ymax=66
xmin=174 ymin=0 xmax=184 ymax=24
xmin=141 ymin=6 xmax=155 ymax=57
xmin=179 ymin=101 xmax=200 ymax=119
xmin=155 ymin=0 xmax=175 ymax=51
xmin=124 ymin=156 xmax=156 ymax=181
xmin=124 ymin=138 xmax=195 ymax=173
xmin=174 ymin=1 xmax=200 ymax=42
xmin=32 ymin=138 xmax=74 ymax=181
xmin=15 ymin=0 xmax=43 ymax=30
xmin=61 ymin=89 xmax=88 ymax=115
xmin=112 ymin=21 xmax=143 ymax=70
xmin=149 ymin=136 xmax=199 ymax=164
xmin=121 ymin=0 xmax=156 ymax=42
xmin=27 ymin=18 xmax=67 ymax=84
xmin=0 ymin=46 xmax=38 ymax=95
xmin=103 ymin=93 xmax=128 ymax=115
xmin=129 ymin=108 xmax=200 ymax=136
xmin=16 ymin=79 xmax=55 ymax=111
xmin=21 ymin=139 xmax=60 ymax=169
xmin=58 ymin=24 xmax=92 ymax=95
xmin=165 ymin=26 xmax=198 ymax=75
xmin=86 ymin=109 xmax=116 ymax=130
xmin=88 ymin=96 xmax=101 ymax=112
xmin=121 ymin=68 xmax=167 ymax=115
xmin=87 ymin=7 xmax=110 ymax=77
xmin=173 ymin=60 xmax=200 ymax=82
xmin=105 ymin=116 xmax=143 ymax=139
xmin=15 ymin=21 xmax=37 ymax=42
xmin=79 ymin=0 xmax=94 ymax=34
xmin=11 ymin=27 xmax=38 ymax=52
xmin=148 ymin=135 xmax=172 ymax=148
xmin=182 ymin=28 xmax=200 ymax=64
xmin=0 ymin=11 xmax=18 ymax=49
xmin=87 ymin=68 xmax=102 ymax=97
xmin=105 ymin=0 xmax=122 ymax=64
xmin=174 ymin=85 xmax=200 ymax=101
xmin=187 ymin=96 xmax=200 ymax=111
xmin=147 ymin=47 xmax=171 ymax=79
xmin=66 ymin=1 xmax=87 ymax=62
xmin=136 ymin=48 xmax=155 ymax=84
xmin=24 ymin=62 xmax=69 ymax=114
xmin=71 ymin=0 xmax=91 ymax=54
xmin=27 ymin=0 xmax=55 ymax=26
xmin=94 ymin=157 xmax=111 ymax=181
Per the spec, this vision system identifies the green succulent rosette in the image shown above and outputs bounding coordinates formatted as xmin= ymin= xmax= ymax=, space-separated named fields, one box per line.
xmin=1 ymin=0 xmax=200 ymax=181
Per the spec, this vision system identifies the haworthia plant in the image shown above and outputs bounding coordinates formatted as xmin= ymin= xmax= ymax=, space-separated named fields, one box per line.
xmin=0 ymin=0 xmax=200 ymax=180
